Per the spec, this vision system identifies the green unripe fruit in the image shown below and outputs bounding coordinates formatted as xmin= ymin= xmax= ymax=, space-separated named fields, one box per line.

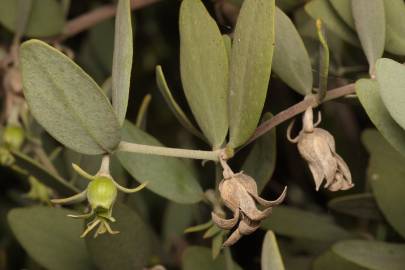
xmin=87 ymin=176 xmax=117 ymax=211
xmin=3 ymin=125 xmax=25 ymax=150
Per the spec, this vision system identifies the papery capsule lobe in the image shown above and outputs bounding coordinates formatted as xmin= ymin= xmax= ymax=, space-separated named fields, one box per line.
xmin=288 ymin=107 xmax=353 ymax=191
xmin=213 ymin=168 xmax=286 ymax=247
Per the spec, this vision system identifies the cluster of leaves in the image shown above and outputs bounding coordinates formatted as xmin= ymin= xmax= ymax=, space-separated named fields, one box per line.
xmin=0 ymin=0 xmax=405 ymax=270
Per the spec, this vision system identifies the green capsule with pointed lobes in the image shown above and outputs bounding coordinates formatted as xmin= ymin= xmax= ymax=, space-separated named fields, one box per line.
xmin=87 ymin=176 xmax=117 ymax=211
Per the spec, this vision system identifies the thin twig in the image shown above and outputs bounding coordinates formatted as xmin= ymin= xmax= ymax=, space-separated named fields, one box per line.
xmin=55 ymin=0 xmax=160 ymax=42
xmin=242 ymin=83 xmax=356 ymax=148
xmin=33 ymin=146 xmax=60 ymax=177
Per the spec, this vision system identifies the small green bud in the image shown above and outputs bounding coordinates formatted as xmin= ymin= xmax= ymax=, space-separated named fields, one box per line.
xmin=87 ymin=176 xmax=117 ymax=211
xmin=224 ymin=145 xmax=235 ymax=159
xmin=25 ymin=177 xmax=53 ymax=204
xmin=3 ymin=125 xmax=25 ymax=150
xmin=0 ymin=147 xmax=14 ymax=166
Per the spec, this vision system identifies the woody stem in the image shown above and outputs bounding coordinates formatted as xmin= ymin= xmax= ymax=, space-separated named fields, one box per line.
xmin=54 ymin=0 xmax=160 ymax=42
xmin=242 ymin=83 xmax=355 ymax=149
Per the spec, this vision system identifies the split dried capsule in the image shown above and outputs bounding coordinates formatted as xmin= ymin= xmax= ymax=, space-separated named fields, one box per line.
xmin=212 ymin=157 xmax=286 ymax=247
xmin=288 ymin=107 xmax=354 ymax=191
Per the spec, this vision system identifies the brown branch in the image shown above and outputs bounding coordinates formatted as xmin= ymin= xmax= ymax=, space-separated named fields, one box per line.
xmin=55 ymin=0 xmax=160 ymax=42
xmin=242 ymin=83 xmax=356 ymax=148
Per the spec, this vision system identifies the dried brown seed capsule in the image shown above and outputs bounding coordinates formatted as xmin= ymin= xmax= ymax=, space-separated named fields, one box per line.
xmin=212 ymin=161 xmax=287 ymax=247
xmin=288 ymin=107 xmax=354 ymax=191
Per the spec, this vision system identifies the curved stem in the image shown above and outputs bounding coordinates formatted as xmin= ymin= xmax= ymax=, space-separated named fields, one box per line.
xmin=55 ymin=0 xmax=160 ymax=42
xmin=242 ymin=83 xmax=355 ymax=149
xmin=136 ymin=94 xmax=152 ymax=128
xmin=51 ymin=190 xmax=86 ymax=204
xmin=118 ymin=141 xmax=221 ymax=161
xmin=286 ymin=120 xmax=299 ymax=143
xmin=72 ymin=163 xmax=94 ymax=181
xmin=33 ymin=146 xmax=60 ymax=177
xmin=113 ymin=179 xmax=148 ymax=193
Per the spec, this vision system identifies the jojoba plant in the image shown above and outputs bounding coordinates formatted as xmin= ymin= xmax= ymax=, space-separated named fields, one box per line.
xmin=0 ymin=0 xmax=405 ymax=269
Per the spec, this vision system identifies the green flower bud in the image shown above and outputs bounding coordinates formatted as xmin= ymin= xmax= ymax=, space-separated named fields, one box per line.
xmin=3 ymin=125 xmax=25 ymax=150
xmin=87 ymin=176 xmax=117 ymax=211
xmin=25 ymin=177 xmax=53 ymax=204
xmin=0 ymin=147 xmax=14 ymax=166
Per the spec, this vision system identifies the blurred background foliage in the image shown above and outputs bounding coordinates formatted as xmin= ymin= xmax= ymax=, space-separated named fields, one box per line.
xmin=0 ymin=0 xmax=404 ymax=269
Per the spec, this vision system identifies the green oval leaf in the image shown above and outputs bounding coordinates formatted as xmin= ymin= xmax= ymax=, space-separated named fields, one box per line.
xmin=11 ymin=149 xmax=79 ymax=196
xmin=112 ymin=0 xmax=133 ymax=126
xmin=179 ymin=0 xmax=229 ymax=148
xmin=0 ymin=46 xmax=6 ymax=61
xmin=117 ymin=121 xmax=203 ymax=204
xmin=20 ymin=40 xmax=121 ymax=155
xmin=86 ymin=203 xmax=151 ymax=270
xmin=0 ymin=0 xmax=64 ymax=37
xmin=182 ymin=246 xmax=242 ymax=270
xmin=356 ymin=79 xmax=405 ymax=157
xmin=261 ymin=231 xmax=285 ymax=270
xmin=8 ymin=206 xmax=93 ymax=270
xmin=228 ymin=0 xmax=275 ymax=148
xmin=276 ymin=0 xmax=305 ymax=12
xmin=333 ymin=240 xmax=405 ymax=270
xmin=155 ymin=65 xmax=205 ymax=141
xmin=313 ymin=251 xmax=366 ymax=270
xmin=273 ymin=7 xmax=312 ymax=95
xmin=328 ymin=193 xmax=383 ymax=221
xmin=222 ymin=34 xmax=232 ymax=61
xmin=352 ymin=0 xmax=385 ymax=74
xmin=329 ymin=0 xmax=355 ymax=28
xmin=13 ymin=0 xmax=32 ymax=37
xmin=89 ymin=18 xmax=114 ymax=73
xmin=376 ymin=58 xmax=405 ymax=131
xmin=383 ymin=0 xmax=405 ymax=55
xmin=362 ymin=129 xmax=405 ymax=238
xmin=242 ymin=113 xmax=276 ymax=193
xmin=162 ymin=202 xmax=194 ymax=251
xmin=78 ymin=39 xmax=106 ymax=84
xmin=261 ymin=206 xmax=352 ymax=242
xmin=305 ymin=0 xmax=359 ymax=46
